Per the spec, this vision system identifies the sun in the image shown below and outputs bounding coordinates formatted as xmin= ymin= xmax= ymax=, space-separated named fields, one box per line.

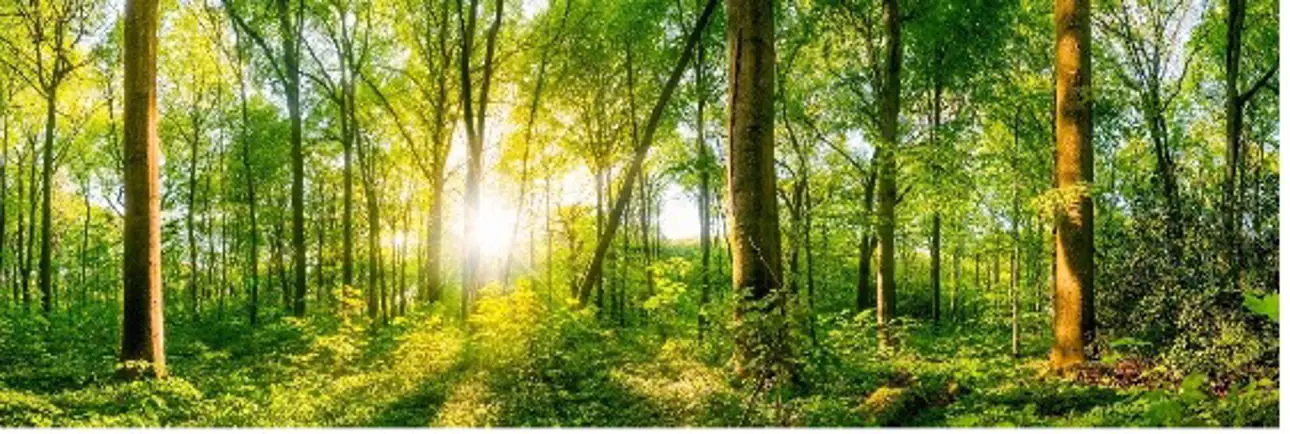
xmin=470 ymin=193 xmax=517 ymax=261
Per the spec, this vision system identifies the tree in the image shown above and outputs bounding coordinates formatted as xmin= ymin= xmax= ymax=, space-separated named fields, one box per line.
xmin=1222 ymin=0 xmax=1277 ymax=285
xmin=118 ymin=0 xmax=166 ymax=380
xmin=456 ymin=0 xmax=503 ymax=318
xmin=726 ymin=0 xmax=786 ymax=379
xmin=573 ymin=0 xmax=718 ymax=308
xmin=874 ymin=0 xmax=902 ymax=345
xmin=1050 ymin=0 xmax=1094 ymax=370
xmin=226 ymin=0 xmax=308 ymax=316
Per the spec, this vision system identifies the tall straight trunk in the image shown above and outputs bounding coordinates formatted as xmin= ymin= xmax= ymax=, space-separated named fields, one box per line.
xmin=237 ymin=44 xmax=259 ymax=326
xmin=1221 ymin=0 xmax=1275 ymax=286
xmin=187 ymin=110 xmax=201 ymax=316
xmin=80 ymin=184 xmax=90 ymax=305
xmin=279 ymin=0 xmax=308 ymax=317
xmin=38 ymin=88 xmax=56 ymax=315
xmin=1222 ymin=0 xmax=1243 ymax=286
xmin=1051 ymin=0 xmax=1095 ymax=369
xmin=726 ymin=0 xmax=783 ymax=376
xmin=119 ymin=0 xmax=166 ymax=379
xmin=1011 ymin=109 xmax=1022 ymax=357
xmin=317 ymin=189 xmax=328 ymax=309
xmin=951 ymin=242 xmax=960 ymax=319
xmin=931 ymin=213 xmax=941 ymax=323
xmin=590 ymin=167 xmax=605 ymax=308
xmin=25 ymin=137 xmax=37 ymax=311
xmin=695 ymin=0 xmax=712 ymax=339
xmin=420 ymin=0 xmax=452 ymax=307
xmin=274 ymin=221 xmax=288 ymax=309
xmin=14 ymin=148 xmax=24 ymax=310
xmin=875 ymin=0 xmax=902 ymax=344
xmin=1 ymin=85 xmax=8 ymax=308
xmin=805 ymin=182 xmax=817 ymax=343
xmin=361 ymin=148 xmax=381 ymax=320
xmin=574 ymin=0 xmax=717 ymax=306
xmin=1011 ymin=238 xmax=1020 ymax=357
xmin=929 ymin=74 xmax=943 ymax=324
xmin=342 ymin=99 xmax=355 ymax=289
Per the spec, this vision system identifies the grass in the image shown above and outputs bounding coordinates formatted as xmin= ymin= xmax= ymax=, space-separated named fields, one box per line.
xmin=0 ymin=289 xmax=1278 ymax=427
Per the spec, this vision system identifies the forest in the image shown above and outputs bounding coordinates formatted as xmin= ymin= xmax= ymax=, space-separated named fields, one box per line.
xmin=0 ymin=0 xmax=1280 ymax=427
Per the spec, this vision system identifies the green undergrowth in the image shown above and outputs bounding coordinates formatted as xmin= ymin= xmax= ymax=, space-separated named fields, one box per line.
xmin=0 ymin=289 xmax=1277 ymax=427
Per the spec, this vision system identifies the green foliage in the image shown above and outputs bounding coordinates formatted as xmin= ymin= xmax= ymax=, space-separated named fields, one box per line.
xmin=1242 ymin=293 xmax=1278 ymax=323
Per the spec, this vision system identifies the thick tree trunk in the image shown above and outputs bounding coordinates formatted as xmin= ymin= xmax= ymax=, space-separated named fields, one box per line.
xmin=1051 ymin=0 xmax=1095 ymax=369
xmin=726 ymin=0 xmax=784 ymax=377
xmin=875 ymin=0 xmax=902 ymax=345
xmin=119 ymin=0 xmax=166 ymax=379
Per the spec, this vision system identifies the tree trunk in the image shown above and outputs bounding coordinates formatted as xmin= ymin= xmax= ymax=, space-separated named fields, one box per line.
xmin=119 ymin=0 xmax=166 ymax=379
xmin=1051 ymin=0 xmax=1095 ymax=369
xmin=875 ymin=0 xmax=902 ymax=346
xmin=38 ymin=87 xmax=56 ymax=315
xmin=457 ymin=0 xmax=503 ymax=318
xmin=187 ymin=108 xmax=202 ymax=316
xmin=931 ymin=213 xmax=941 ymax=323
xmin=726 ymin=0 xmax=784 ymax=377
xmin=238 ymin=47 xmax=259 ymax=326
xmin=574 ymin=0 xmax=717 ymax=306
xmin=1 ymin=84 xmax=8 ymax=309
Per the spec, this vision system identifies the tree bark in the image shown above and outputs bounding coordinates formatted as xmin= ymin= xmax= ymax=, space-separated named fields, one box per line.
xmin=119 ymin=0 xmax=166 ymax=379
xmin=875 ymin=0 xmax=902 ymax=346
xmin=726 ymin=0 xmax=784 ymax=376
xmin=38 ymin=87 xmax=55 ymax=315
xmin=1051 ymin=0 xmax=1095 ymax=369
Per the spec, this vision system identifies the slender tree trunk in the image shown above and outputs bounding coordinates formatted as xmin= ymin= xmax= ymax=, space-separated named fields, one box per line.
xmin=187 ymin=109 xmax=201 ymax=316
xmin=1051 ymin=0 xmax=1095 ymax=369
xmin=952 ymin=242 xmax=960 ymax=320
xmin=931 ymin=213 xmax=941 ymax=323
xmin=119 ymin=0 xmax=166 ymax=379
xmin=502 ymin=0 xmax=569 ymax=286
xmin=694 ymin=2 xmax=712 ymax=339
xmin=726 ymin=0 xmax=784 ymax=377
xmin=273 ymin=0 xmax=307 ymax=317
xmin=457 ymin=0 xmax=503 ymax=318
xmin=38 ymin=87 xmax=56 ymax=315
xmin=574 ymin=0 xmax=717 ymax=307
xmin=26 ymin=136 xmax=37 ymax=311
xmin=80 ymin=184 xmax=90 ymax=306
xmin=15 ymin=148 xmax=25 ymax=310
xmin=1 ymin=86 xmax=8 ymax=309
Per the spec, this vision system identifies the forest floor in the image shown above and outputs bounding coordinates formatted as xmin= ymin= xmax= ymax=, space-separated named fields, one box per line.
xmin=0 ymin=290 xmax=1278 ymax=427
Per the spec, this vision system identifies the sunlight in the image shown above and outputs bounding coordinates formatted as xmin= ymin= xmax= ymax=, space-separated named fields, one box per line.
xmin=471 ymin=193 xmax=517 ymax=260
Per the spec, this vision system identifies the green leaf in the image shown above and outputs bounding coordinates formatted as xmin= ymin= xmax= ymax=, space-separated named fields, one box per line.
xmin=1242 ymin=293 xmax=1279 ymax=323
